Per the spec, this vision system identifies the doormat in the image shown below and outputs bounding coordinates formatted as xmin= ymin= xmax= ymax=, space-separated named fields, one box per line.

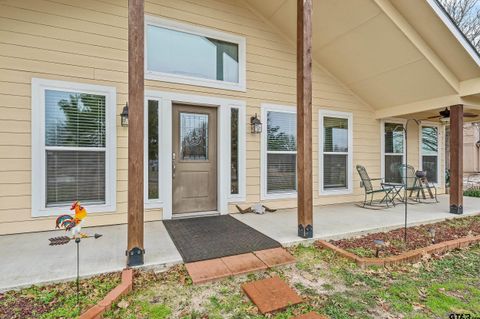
xmin=163 ymin=215 xmax=281 ymax=263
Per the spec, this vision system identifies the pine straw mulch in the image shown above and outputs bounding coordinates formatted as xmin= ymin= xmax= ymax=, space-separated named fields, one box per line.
xmin=325 ymin=214 xmax=480 ymax=258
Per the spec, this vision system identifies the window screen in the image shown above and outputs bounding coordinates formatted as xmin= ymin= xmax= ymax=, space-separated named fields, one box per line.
xmin=323 ymin=116 xmax=349 ymax=189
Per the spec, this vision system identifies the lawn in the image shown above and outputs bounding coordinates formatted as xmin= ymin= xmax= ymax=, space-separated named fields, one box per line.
xmin=2 ymin=244 xmax=479 ymax=318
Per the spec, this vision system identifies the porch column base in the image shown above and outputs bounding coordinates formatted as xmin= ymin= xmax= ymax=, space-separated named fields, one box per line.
xmin=126 ymin=247 xmax=145 ymax=267
xmin=298 ymin=224 xmax=313 ymax=238
xmin=449 ymin=205 xmax=463 ymax=215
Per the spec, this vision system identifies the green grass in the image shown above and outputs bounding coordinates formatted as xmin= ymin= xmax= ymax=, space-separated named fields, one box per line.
xmin=4 ymin=244 xmax=480 ymax=318
xmin=464 ymin=188 xmax=480 ymax=197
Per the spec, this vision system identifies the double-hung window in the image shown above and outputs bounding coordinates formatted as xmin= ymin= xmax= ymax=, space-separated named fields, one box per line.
xmin=262 ymin=105 xmax=297 ymax=199
xmin=319 ymin=111 xmax=353 ymax=194
xmin=382 ymin=121 xmax=405 ymax=183
xmin=146 ymin=16 xmax=246 ymax=91
xmin=32 ymin=79 xmax=116 ymax=216
xmin=420 ymin=125 xmax=440 ymax=184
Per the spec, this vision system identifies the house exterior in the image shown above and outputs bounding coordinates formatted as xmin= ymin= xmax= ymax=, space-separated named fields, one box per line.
xmin=1 ymin=0 xmax=479 ymax=236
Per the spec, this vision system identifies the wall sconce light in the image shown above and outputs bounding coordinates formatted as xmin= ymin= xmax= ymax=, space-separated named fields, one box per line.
xmin=476 ymin=140 xmax=480 ymax=148
xmin=120 ymin=102 xmax=129 ymax=127
xmin=250 ymin=113 xmax=262 ymax=134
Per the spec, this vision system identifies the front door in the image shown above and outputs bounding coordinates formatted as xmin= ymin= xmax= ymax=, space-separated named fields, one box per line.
xmin=172 ymin=104 xmax=217 ymax=214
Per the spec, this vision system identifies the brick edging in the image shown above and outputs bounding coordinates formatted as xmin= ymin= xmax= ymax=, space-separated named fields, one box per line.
xmin=79 ymin=268 xmax=133 ymax=319
xmin=316 ymin=235 xmax=480 ymax=267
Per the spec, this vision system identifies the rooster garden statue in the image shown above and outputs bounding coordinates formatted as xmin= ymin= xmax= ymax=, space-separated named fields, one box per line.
xmin=55 ymin=201 xmax=88 ymax=239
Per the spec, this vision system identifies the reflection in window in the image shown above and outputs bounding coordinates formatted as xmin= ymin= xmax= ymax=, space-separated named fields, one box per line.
xmin=44 ymin=90 xmax=106 ymax=206
xmin=323 ymin=117 xmax=349 ymax=189
xmin=266 ymin=111 xmax=296 ymax=194
xmin=180 ymin=113 xmax=208 ymax=160
xmin=147 ymin=25 xmax=239 ymax=83
xmin=384 ymin=122 xmax=404 ymax=183
xmin=421 ymin=126 xmax=439 ymax=184
xmin=231 ymin=108 xmax=239 ymax=194
xmin=148 ymin=100 xmax=159 ymax=200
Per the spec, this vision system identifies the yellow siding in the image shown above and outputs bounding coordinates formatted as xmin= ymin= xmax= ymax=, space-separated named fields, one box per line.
xmin=0 ymin=0 xmax=426 ymax=234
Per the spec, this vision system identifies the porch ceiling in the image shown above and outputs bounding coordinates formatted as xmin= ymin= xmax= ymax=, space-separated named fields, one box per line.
xmin=246 ymin=0 xmax=480 ymax=111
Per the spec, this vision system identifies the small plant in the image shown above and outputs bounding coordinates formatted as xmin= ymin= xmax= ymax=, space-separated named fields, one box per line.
xmin=464 ymin=187 xmax=480 ymax=198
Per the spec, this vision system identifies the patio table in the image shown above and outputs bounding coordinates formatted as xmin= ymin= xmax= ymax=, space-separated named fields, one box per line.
xmin=381 ymin=182 xmax=404 ymax=203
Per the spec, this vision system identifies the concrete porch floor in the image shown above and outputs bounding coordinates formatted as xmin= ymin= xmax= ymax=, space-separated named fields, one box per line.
xmin=1 ymin=194 xmax=479 ymax=291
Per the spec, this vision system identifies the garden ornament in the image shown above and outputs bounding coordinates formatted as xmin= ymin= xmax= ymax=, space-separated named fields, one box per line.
xmin=373 ymin=239 xmax=386 ymax=258
xmin=428 ymin=228 xmax=436 ymax=244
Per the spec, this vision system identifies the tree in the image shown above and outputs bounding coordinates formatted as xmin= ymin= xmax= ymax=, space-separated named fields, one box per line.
xmin=438 ymin=0 xmax=480 ymax=52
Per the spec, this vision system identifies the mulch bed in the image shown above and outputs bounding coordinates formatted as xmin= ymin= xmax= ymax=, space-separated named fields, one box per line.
xmin=328 ymin=215 xmax=480 ymax=257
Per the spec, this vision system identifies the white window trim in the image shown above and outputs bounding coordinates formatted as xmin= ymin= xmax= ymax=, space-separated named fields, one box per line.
xmin=145 ymin=15 xmax=247 ymax=92
xmin=418 ymin=122 xmax=442 ymax=187
xmin=319 ymin=110 xmax=353 ymax=195
xmin=144 ymin=90 xmax=246 ymax=218
xmin=31 ymin=78 xmax=117 ymax=217
xmin=380 ymin=118 xmax=407 ymax=181
xmin=261 ymin=103 xmax=297 ymax=200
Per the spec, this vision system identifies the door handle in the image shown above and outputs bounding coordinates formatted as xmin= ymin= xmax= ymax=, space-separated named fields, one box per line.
xmin=172 ymin=153 xmax=176 ymax=179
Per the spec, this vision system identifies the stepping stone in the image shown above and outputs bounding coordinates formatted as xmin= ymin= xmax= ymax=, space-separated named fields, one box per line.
xmin=185 ymin=258 xmax=232 ymax=284
xmin=254 ymin=247 xmax=296 ymax=267
xmin=292 ymin=312 xmax=329 ymax=319
xmin=221 ymin=253 xmax=268 ymax=275
xmin=242 ymin=276 xmax=302 ymax=314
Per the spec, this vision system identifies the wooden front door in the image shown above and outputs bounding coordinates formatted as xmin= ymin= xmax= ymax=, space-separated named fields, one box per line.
xmin=172 ymin=104 xmax=217 ymax=214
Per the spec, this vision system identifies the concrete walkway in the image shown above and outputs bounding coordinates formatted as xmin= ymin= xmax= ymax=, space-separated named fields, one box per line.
xmin=235 ymin=195 xmax=480 ymax=245
xmin=1 ymin=194 xmax=479 ymax=291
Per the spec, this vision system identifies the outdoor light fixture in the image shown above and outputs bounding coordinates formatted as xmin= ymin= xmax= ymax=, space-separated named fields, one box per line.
xmin=440 ymin=116 xmax=450 ymax=123
xmin=120 ymin=102 xmax=129 ymax=127
xmin=250 ymin=113 xmax=262 ymax=134
xmin=373 ymin=239 xmax=386 ymax=258
xmin=428 ymin=228 xmax=436 ymax=244
xmin=476 ymin=140 xmax=480 ymax=148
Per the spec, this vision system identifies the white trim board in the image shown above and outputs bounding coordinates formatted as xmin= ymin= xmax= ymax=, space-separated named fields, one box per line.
xmin=31 ymin=78 xmax=117 ymax=217
xmin=145 ymin=15 xmax=247 ymax=92
xmin=144 ymin=90 xmax=246 ymax=219
xmin=319 ymin=110 xmax=353 ymax=196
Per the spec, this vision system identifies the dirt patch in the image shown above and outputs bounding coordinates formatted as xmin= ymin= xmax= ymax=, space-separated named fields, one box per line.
xmin=327 ymin=215 xmax=480 ymax=257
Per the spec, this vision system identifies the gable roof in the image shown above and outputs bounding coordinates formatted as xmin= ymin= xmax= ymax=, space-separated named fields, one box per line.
xmin=246 ymin=0 xmax=480 ymax=118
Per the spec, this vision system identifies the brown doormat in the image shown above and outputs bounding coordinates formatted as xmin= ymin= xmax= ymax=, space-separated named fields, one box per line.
xmin=242 ymin=276 xmax=302 ymax=314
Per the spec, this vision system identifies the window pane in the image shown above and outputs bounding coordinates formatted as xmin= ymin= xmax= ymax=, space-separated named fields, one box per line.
xmin=231 ymin=108 xmax=239 ymax=195
xmin=323 ymin=117 xmax=348 ymax=152
xmin=267 ymin=111 xmax=296 ymax=151
xmin=148 ymin=100 xmax=159 ymax=200
xmin=147 ymin=25 xmax=239 ymax=83
xmin=45 ymin=90 xmax=105 ymax=147
xmin=384 ymin=123 xmax=404 ymax=153
xmin=422 ymin=155 xmax=438 ymax=183
xmin=46 ymin=150 xmax=105 ymax=207
xmin=267 ymin=154 xmax=296 ymax=193
xmin=180 ymin=112 xmax=208 ymax=160
xmin=422 ymin=126 xmax=438 ymax=154
xmin=385 ymin=154 xmax=403 ymax=183
xmin=324 ymin=154 xmax=347 ymax=189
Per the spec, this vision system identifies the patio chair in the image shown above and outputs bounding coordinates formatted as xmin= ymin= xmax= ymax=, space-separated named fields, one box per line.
xmin=356 ymin=165 xmax=395 ymax=208
xmin=398 ymin=165 xmax=438 ymax=203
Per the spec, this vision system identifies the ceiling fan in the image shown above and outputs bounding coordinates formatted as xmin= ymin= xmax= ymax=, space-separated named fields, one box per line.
xmin=425 ymin=107 xmax=478 ymax=122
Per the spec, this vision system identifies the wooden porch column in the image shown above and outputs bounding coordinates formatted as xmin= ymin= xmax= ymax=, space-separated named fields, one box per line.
xmin=449 ymin=104 xmax=463 ymax=214
xmin=297 ymin=0 xmax=313 ymax=238
xmin=127 ymin=0 xmax=145 ymax=266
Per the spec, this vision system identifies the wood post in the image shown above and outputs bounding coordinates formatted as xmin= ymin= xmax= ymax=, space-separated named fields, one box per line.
xmin=127 ymin=0 xmax=145 ymax=266
xmin=449 ymin=104 xmax=463 ymax=214
xmin=296 ymin=0 xmax=313 ymax=238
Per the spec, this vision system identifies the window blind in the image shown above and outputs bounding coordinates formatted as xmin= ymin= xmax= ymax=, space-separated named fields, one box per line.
xmin=44 ymin=90 xmax=106 ymax=207
xmin=266 ymin=111 xmax=297 ymax=194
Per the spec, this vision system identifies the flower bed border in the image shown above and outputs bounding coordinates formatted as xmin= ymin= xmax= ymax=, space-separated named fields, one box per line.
xmin=316 ymin=235 xmax=480 ymax=267
xmin=79 ymin=268 xmax=133 ymax=319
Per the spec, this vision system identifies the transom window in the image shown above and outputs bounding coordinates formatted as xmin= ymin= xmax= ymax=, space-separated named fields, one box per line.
xmin=383 ymin=122 xmax=405 ymax=183
xmin=262 ymin=105 xmax=297 ymax=199
xmin=320 ymin=111 xmax=353 ymax=194
xmin=32 ymin=79 xmax=116 ymax=216
xmin=146 ymin=16 xmax=246 ymax=91
xmin=421 ymin=125 xmax=440 ymax=184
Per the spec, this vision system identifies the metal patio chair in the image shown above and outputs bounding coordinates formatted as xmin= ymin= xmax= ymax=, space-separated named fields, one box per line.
xmin=356 ymin=165 xmax=395 ymax=208
xmin=398 ymin=164 xmax=438 ymax=203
